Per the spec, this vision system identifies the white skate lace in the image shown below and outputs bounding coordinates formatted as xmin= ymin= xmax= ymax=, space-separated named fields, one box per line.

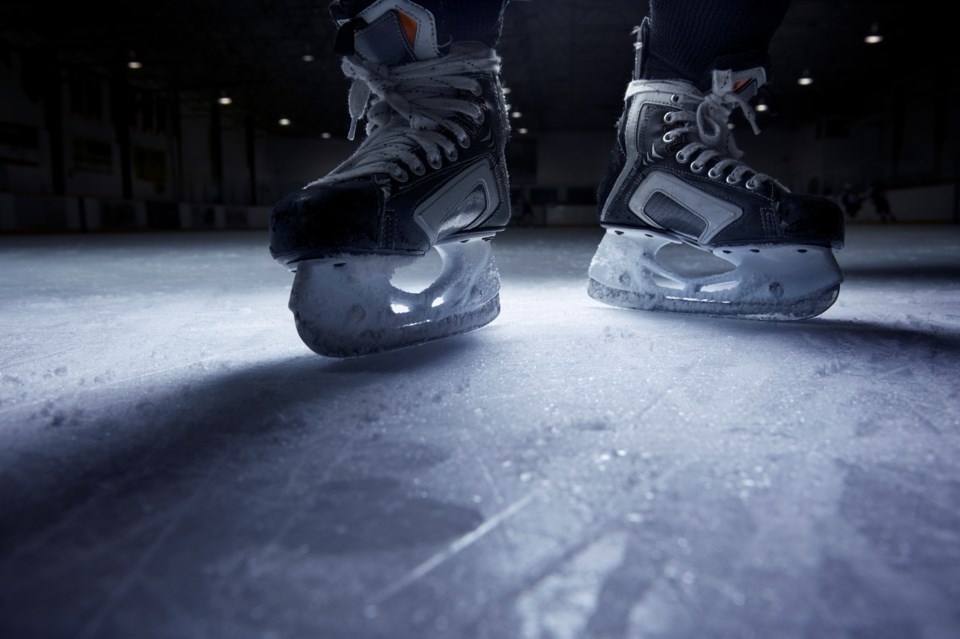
xmin=662 ymin=72 xmax=787 ymax=192
xmin=310 ymin=47 xmax=501 ymax=186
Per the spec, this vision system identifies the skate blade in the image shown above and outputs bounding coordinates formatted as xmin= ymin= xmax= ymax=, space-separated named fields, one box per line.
xmin=587 ymin=227 xmax=843 ymax=321
xmin=289 ymin=238 xmax=501 ymax=357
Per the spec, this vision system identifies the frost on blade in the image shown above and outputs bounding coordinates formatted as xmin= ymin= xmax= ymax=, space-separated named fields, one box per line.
xmin=587 ymin=228 xmax=843 ymax=320
xmin=289 ymin=239 xmax=501 ymax=358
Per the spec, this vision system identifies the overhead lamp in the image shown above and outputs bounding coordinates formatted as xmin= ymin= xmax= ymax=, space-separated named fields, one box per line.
xmin=797 ymin=69 xmax=814 ymax=86
xmin=279 ymin=117 xmax=291 ymax=126
xmin=502 ymin=86 xmax=512 ymax=95
xmin=218 ymin=91 xmax=233 ymax=106
xmin=755 ymin=101 xmax=769 ymax=113
xmin=511 ymin=111 xmax=522 ymax=119
xmin=865 ymin=23 xmax=883 ymax=44
xmin=127 ymin=51 xmax=142 ymax=70
xmin=518 ymin=127 xmax=529 ymax=135
xmin=302 ymin=53 xmax=315 ymax=62
xmin=321 ymin=132 xmax=332 ymax=139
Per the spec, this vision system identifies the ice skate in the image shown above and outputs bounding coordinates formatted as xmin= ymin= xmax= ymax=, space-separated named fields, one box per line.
xmin=589 ymin=20 xmax=844 ymax=320
xmin=270 ymin=1 xmax=511 ymax=357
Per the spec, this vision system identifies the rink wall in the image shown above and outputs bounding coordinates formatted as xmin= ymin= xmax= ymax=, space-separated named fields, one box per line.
xmin=881 ymin=184 xmax=957 ymax=223
xmin=2 ymin=42 xmax=958 ymax=232
xmin=0 ymin=192 xmax=272 ymax=232
xmin=1 ymin=184 xmax=954 ymax=233
xmin=1 ymin=112 xmax=957 ymax=231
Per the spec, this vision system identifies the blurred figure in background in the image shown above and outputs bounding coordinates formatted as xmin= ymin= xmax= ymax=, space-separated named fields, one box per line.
xmin=867 ymin=180 xmax=896 ymax=224
xmin=839 ymin=182 xmax=863 ymax=221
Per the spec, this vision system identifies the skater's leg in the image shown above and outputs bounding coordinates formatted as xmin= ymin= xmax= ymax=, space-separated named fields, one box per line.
xmin=645 ymin=0 xmax=790 ymax=87
xmin=590 ymin=0 xmax=844 ymax=320
xmin=271 ymin=0 xmax=512 ymax=357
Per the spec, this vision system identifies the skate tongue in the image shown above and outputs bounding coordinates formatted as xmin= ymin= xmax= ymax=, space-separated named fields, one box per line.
xmin=705 ymin=69 xmax=765 ymax=139
xmin=335 ymin=1 xmax=441 ymax=65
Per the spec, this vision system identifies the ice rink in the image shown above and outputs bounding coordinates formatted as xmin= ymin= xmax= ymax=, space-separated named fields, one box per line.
xmin=1 ymin=224 xmax=959 ymax=638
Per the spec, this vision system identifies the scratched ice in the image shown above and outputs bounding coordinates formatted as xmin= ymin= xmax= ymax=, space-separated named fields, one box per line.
xmin=1 ymin=225 xmax=959 ymax=639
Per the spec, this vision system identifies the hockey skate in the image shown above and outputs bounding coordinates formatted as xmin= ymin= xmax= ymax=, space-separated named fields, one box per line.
xmin=270 ymin=1 xmax=511 ymax=357
xmin=589 ymin=21 xmax=844 ymax=320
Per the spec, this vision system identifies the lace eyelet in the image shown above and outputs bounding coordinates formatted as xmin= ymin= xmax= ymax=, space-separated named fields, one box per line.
xmin=458 ymin=136 xmax=471 ymax=149
xmin=663 ymin=113 xmax=673 ymax=124
xmin=676 ymin=152 xmax=688 ymax=163
xmin=726 ymin=175 xmax=738 ymax=185
xmin=745 ymin=180 xmax=759 ymax=190
xmin=670 ymin=94 xmax=680 ymax=103
xmin=393 ymin=170 xmax=409 ymax=183
xmin=690 ymin=163 xmax=704 ymax=173
xmin=708 ymin=168 xmax=722 ymax=179
xmin=412 ymin=163 xmax=426 ymax=177
xmin=428 ymin=155 xmax=442 ymax=169
xmin=446 ymin=148 xmax=459 ymax=162
xmin=662 ymin=132 xmax=676 ymax=144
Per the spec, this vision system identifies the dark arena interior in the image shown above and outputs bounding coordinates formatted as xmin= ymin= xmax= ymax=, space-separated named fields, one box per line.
xmin=1 ymin=2 xmax=959 ymax=638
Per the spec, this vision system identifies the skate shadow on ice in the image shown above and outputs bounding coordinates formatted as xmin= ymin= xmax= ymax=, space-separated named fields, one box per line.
xmin=722 ymin=315 xmax=960 ymax=367
xmin=839 ymin=263 xmax=960 ymax=283
xmin=592 ymin=303 xmax=960 ymax=369
xmin=1 ymin=333 xmax=489 ymax=560
xmin=320 ymin=330 xmax=485 ymax=374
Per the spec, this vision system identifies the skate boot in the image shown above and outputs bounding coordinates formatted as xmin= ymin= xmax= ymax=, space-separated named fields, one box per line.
xmin=589 ymin=20 xmax=844 ymax=320
xmin=270 ymin=0 xmax=511 ymax=357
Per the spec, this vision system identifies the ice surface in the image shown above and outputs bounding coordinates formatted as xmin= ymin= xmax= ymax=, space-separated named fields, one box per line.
xmin=1 ymin=226 xmax=959 ymax=638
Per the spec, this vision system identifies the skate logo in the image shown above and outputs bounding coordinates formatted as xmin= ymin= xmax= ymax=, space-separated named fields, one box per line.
xmin=348 ymin=0 xmax=441 ymax=61
xmin=628 ymin=171 xmax=742 ymax=243
xmin=647 ymin=142 xmax=664 ymax=161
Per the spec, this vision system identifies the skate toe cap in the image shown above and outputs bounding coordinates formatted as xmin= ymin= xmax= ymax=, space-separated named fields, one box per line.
xmin=270 ymin=180 xmax=384 ymax=263
xmin=780 ymin=193 xmax=845 ymax=248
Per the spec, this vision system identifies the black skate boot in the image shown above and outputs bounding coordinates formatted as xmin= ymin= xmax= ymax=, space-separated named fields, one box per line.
xmin=270 ymin=0 xmax=511 ymax=357
xmin=589 ymin=20 xmax=844 ymax=320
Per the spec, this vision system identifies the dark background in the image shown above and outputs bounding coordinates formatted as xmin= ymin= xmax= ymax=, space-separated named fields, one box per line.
xmin=0 ymin=0 xmax=957 ymax=227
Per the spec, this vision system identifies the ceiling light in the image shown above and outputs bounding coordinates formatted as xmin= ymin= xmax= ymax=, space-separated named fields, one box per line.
xmin=865 ymin=23 xmax=883 ymax=44
xmin=511 ymin=111 xmax=522 ymax=119
xmin=727 ymin=122 xmax=735 ymax=130
xmin=755 ymin=102 xmax=769 ymax=112
xmin=127 ymin=52 xmax=141 ymax=70
xmin=502 ymin=87 xmax=512 ymax=95
xmin=218 ymin=94 xmax=233 ymax=106
xmin=797 ymin=69 xmax=814 ymax=86
xmin=321 ymin=132 xmax=332 ymax=139
xmin=518 ymin=127 xmax=529 ymax=135
xmin=279 ymin=118 xmax=291 ymax=126
xmin=302 ymin=53 xmax=315 ymax=62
